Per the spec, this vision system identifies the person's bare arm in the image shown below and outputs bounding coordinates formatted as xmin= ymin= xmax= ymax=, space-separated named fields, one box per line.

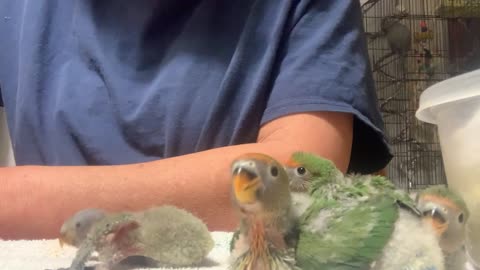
xmin=0 ymin=111 xmax=353 ymax=240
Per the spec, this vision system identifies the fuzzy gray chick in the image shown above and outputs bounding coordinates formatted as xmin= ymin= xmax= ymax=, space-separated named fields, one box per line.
xmin=55 ymin=205 xmax=214 ymax=270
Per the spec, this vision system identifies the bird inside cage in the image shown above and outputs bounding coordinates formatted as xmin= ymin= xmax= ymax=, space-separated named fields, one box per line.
xmin=377 ymin=15 xmax=412 ymax=79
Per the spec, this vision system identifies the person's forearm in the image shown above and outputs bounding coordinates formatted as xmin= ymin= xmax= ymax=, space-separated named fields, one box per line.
xmin=0 ymin=143 xmax=319 ymax=239
xmin=0 ymin=112 xmax=353 ymax=240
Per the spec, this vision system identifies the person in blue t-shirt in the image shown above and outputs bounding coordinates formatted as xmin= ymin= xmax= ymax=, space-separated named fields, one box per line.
xmin=0 ymin=1 xmax=392 ymax=239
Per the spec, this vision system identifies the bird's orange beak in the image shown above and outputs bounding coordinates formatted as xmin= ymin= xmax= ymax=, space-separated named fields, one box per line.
xmin=58 ymin=232 xmax=73 ymax=248
xmin=58 ymin=237 xmax=66 ymax=248
xmin=233 ymin=167 xmax=261 ymax=204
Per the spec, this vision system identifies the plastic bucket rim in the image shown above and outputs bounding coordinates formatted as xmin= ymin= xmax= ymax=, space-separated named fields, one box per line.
xmin=416 ymin=69 xmax=480 ymax=125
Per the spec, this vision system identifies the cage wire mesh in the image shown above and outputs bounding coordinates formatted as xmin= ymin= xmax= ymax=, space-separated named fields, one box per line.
xmin=361 ymin=0 xmax=480 ymax=191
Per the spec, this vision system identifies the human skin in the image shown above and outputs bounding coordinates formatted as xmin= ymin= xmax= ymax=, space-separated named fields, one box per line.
xmin=0 ymin=111 xmax=353 ymax=239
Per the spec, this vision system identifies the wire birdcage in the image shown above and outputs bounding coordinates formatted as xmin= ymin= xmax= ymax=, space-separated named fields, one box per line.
xmin=361 ymin=0 xmax=480 ymax=191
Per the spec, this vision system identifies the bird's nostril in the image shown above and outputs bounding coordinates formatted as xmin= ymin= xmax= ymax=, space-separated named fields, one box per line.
xmin=244 ymin=170 xmax=258 ymax=180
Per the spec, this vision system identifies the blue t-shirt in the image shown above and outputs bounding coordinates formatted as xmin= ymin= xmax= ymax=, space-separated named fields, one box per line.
xmin=0 ymin=0 xmax=392 ymax=173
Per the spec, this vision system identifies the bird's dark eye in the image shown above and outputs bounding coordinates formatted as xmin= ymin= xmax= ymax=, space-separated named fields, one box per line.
xmin=296 ymin=167 xmax=306 ymax=175
xmin=75 ymin=222 xmax=81 ymax=228
xmin=270 ymin=166 xmax=278 ymax=177
xmin=458 ymin=213 xmax=464 ymax=223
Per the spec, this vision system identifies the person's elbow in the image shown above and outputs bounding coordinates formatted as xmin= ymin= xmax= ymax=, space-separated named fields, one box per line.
xmin=256 ymin=111 xmax=353 ymax=173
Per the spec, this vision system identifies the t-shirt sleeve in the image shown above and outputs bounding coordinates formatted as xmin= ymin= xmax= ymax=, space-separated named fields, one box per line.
xmin=0 ymin=85 xmax=3 ymax=107
xmin=262 ymin=0 xmax=392 ymax=174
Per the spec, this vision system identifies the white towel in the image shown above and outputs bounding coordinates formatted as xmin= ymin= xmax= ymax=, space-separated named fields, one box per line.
xmin=0 ymin=232 xmax=233 ymax=270
xmin=2 ymin=232 xmax=477 ymax=270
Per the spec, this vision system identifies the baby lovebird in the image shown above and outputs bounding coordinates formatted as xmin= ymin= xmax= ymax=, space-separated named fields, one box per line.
xmin=417 ymin=185 xmax=470 ymax=270
xmin=285 ymin=151 xmax=445 ymax=270
xmin=229 ymin=153 xmax=300 ymax=270
xmin=55 ymin=205 xmax=214 ymax=270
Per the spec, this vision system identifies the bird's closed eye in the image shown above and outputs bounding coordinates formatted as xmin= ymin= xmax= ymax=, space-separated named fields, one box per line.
xmin=458 ymin=213 xmax=464 ymax=223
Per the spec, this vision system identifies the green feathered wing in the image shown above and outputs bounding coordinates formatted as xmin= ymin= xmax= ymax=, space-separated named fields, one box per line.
xmin=296 ymin=194 xmax=400 ymax=270
xmin=289 ymin=152 xmax=422 ymax=270
xmin=354 ymin=174 xmax=421 ymax=217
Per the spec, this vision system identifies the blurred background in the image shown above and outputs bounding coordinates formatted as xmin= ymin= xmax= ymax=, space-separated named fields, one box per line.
xmin=0 ymin=0 xmax=479 ymax=190
xmin=361 ymin=0 xmax=480 ymax=191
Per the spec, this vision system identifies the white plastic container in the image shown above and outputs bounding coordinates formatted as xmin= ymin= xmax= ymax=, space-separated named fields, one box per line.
xmin=416 ymin=69 xmax=480 ymax=267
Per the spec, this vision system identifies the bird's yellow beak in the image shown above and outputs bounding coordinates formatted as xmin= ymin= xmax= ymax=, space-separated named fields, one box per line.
xmin=233 ymin=167 xmax=261 ymax=204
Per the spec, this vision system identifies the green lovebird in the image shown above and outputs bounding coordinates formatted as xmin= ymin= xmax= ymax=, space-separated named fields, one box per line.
xmin=417 ymin=185 xmax=470 ymax=270
xmin=284 ymin=151 xmax=445 ymax=270
xmin=56 ymin=205 xmax=214 ymax=270
xmin=229 ymin=153 xmax=300 ymax=270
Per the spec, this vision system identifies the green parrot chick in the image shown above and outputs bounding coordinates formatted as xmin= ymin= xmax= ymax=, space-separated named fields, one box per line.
xmin=285 ymin=152 xmax=445 ymax=270
xmin=229 ymin=153 xmax=299 ymax=270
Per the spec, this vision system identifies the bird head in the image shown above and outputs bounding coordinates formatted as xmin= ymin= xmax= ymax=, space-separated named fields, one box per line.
xmin=284 ymin=152 xmax=339 ymax=193
xmin=416 ymin=185 xmax=469 ymax=253
xmin=231 ymin=153 xmax=291 ymax=215
xmin=59 ymin=208 xmax=106 ymax=248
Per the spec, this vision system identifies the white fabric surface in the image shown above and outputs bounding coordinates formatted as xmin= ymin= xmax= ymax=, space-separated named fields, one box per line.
xmin=0 ymin=232 xmax=233 ymax=270
xmin=1 ymin=230 xmax=479 ymax=270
